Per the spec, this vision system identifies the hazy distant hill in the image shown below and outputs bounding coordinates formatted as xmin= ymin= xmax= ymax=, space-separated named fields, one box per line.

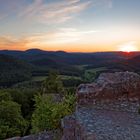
xmin=0 ymin=49 xmax=136 ymax=65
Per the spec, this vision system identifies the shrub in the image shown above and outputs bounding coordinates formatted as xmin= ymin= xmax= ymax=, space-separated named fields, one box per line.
xmin=41 ymin=71 xmax=64 ymax=94
xmin=31 ymin=93 xmax=76 ymax=133
xmin=0 ymin=101 xmax=28 ymax=139
xmin=63 ymin=93 xmax=76 ymax=114
xmin=0 ymin=91 xmax=12 ymax=102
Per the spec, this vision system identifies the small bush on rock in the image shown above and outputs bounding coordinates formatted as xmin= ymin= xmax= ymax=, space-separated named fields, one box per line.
xmin=31 ymin=93 xmax=76 ymax=133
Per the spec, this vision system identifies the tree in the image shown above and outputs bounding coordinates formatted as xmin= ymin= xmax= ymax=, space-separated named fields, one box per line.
xmin=9 ymin=89 xmax=38 ymax=118
xmin=42 ymin=71 xmax=64 ymax=94
xmin=0 ymin=91 xmax=12 ymax=102
xmin=31 ymin=93 xmax=76 ymax=133
xmin=0 ymin=101 xmax=28 ymax=139
xmin=31 ymin=95 xmax=62 ymax=133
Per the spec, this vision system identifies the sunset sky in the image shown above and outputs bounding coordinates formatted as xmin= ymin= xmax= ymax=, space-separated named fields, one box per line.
xmin=0 ymin=0 xmax=140 ymax=52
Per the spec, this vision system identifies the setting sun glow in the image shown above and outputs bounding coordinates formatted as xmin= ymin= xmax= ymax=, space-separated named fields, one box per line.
xmin=119 ymin=42 xmax=138 ymax=53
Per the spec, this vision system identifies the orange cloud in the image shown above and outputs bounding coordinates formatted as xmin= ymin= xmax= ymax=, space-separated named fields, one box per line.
xmin=0 ymin=26 xmax=139 ymax=52
xmin=0 ymin=36 xmax=29 ymax=50
xmin=0 ymin=28 xmax=101 ymax=51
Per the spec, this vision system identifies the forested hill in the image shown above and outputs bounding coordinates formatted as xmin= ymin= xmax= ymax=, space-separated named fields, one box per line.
xmin=1 ymin=49 xmax=140 ymax=70
xmin=1 ymin=49 xmax=140 ymax=87
xmin=0 ymin=54 xmax=32 ymax=87
xmin=1 ymin=49 xmax=140 ymax=65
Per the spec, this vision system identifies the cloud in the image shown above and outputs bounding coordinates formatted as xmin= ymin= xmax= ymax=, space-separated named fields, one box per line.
xmin=0 ymin=0 xmax=112 ymax=23
xmin=27 ymin=28 xmax=100 ymax=46
xmin=103 ymin=0 xmax=113 ymax=8
xmin=0 ymin=14 xmax=8 ymax=20
xmin=0 ymin=0 xmax=26 ymax=21
xmin=0 ymin=36 xmax=29 ymax=50
xmin=0 ymin=28 xmax=99 ymax=50
xmin=20 ymin=0 xmax=92 ymax=23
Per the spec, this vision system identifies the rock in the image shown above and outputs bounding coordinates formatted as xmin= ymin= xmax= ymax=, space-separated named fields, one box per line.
xmin=6 ymin=137 xmax=21 ymax=140
xmin=61 ymin=114 xmax=96 ymax=140
xmin=61 ymin=106 xmax=140 ymax=140
xmin=76 ymin=72 xmax=140 ymax=112
xmin=61 ymin=72 xmax=140 ymax=140
xmin=7 ymin=130 xmax=60 ymax=140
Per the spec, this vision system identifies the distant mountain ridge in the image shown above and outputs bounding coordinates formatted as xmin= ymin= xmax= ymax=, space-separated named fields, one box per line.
xmin=1 ymin=48 xmax=140 ymax=57
xmin=1 ymin=49 xmax=140 ymax=87
xmin=1 ymin=49 xmax=140 ymax=67
xmin=1 ymin=49 xmax=140 ymax=66
xmin=1 ymin=49 xmax=140 ymax=77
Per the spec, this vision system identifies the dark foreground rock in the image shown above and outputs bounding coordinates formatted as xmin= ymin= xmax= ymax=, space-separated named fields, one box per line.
xmin=6 ymin=130 xmax=62 ymax=140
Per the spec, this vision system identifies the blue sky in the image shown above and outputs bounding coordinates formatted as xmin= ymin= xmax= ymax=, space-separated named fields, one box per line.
xmin=0 ymin=0 xmax=140 ymax=52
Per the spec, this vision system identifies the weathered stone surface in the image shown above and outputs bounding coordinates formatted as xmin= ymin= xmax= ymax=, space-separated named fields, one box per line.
xmin=77 ymin=72 xmax=140 ymax=112
xmin=61 ymin=114 xmax=88 ymax=140
xmin=61 ymin=72 xmax=140 ymax=140
xmin=76 ymin=106 xmax=140 ymax=140
xmin=61 ymin=106 xmax=140 ymax=140
xmin=7 ymin=130 xmax=61 ymax=140
xmin=6 ymin=137 xmax=21 ymax=140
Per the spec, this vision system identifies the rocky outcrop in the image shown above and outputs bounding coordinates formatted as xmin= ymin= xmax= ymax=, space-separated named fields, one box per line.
xmin=61 ymin=115 xmax=86 ymax=140
xmin=67 ymin=106 xmax=140 ymax=140
xmin=61 ymin=72 xmax=140 ymax=140
xmin=61 ymin=114 xmax=96 ymax=140
xmin=6 ymin=130 xmax=61 ymax=140
xmin=8 ymin=72 xmax=140 ymax=140
xmin=77 ymin=72 xmax=140 ymax=112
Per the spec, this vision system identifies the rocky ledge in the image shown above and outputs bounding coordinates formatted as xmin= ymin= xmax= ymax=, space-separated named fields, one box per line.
xmin=76 ymin=72 xmax=140 ymax=108
xmin=6 ymin=130 xmax=62 ymax=140
xmin=62 ymin=72 xmax=140 ymax=140
xmin=62 ymin=106 xmax=140 ymax=140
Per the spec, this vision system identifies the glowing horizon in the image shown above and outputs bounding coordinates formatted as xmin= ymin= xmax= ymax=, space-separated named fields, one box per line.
xmin=0 ymin=0 xmax=140 ymax=52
